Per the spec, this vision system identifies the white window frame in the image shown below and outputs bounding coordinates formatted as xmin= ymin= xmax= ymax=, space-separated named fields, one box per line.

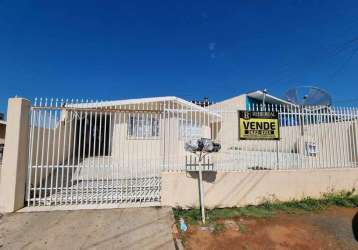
xmin=179 ymin=119 xmax=202 ymax=140
xmin=127 ymin=115 xmax=159 ymax=139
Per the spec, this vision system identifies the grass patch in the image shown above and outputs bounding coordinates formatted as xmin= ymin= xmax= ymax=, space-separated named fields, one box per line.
xmin=237 ymin=222 xmax=246 ymax=233
xmin=173 ymin=190 xmax=358 ymax=225
xmin=213 ymin=223 xmax=225 ymax=233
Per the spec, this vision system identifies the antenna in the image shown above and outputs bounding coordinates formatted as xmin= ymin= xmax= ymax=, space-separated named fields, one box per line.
xmin=284 ymin=86 xmax=332 ymax=107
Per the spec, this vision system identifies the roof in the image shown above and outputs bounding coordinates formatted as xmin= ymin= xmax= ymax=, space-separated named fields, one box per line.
xmin=0 ymin=120 xmax=6 ymax=125
xmin=246 ymin=90 xmax=296 ymax=106
xmin=65 ymin=96 xmax=221 ymax=118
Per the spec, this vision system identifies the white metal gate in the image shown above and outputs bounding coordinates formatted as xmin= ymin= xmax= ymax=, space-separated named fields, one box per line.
xmin=26 ymin=99 xmax=162 ymax=207
xmin=26 ymin=97 xmax=358 ymax=208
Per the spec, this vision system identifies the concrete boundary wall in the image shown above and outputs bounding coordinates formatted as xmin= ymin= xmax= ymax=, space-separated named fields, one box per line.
xmin=0 ymin=98 xmax=30 ymax=213
xmin=161 ymin=168 xmax=358 ymax=208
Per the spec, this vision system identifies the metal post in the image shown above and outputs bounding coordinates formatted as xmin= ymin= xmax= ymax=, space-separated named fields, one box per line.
xmin=198 ymin=154 xmax=205 ymax=224
xmin=262 ymin=89 xmax=268 ymax=110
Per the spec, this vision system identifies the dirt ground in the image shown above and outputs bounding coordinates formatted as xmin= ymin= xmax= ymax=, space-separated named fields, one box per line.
xmin=177 ymin=207 xmax=358 ymax=250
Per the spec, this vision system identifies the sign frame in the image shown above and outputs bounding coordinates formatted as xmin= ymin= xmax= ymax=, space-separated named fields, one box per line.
xmin=238 ymin=110 xmax=280 ymax=140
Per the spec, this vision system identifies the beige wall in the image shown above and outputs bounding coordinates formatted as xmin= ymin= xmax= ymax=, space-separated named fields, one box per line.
xmin=110 ymin=110 xmax=211 ymax=171
xmin=0 ymin=98 xmax=30 ymax=212
xmin=161 ymin=168 xmax=358 ymax=208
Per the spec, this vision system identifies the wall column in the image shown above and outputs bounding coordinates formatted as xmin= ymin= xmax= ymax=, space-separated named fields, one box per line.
xmin=0 ymin=98 xmax=31 ymax=213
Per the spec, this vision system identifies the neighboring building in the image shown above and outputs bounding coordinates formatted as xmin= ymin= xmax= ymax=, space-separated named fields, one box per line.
xmin=0 ymin=113 xmax=6 ymax=168
xmin=192 ymin=97 xmax=213 ymax=107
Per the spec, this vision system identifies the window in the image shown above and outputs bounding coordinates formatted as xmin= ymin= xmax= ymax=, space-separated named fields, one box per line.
xmin=305 ymin=142 xmax=318 ymax=157
xmin=128 ymin=115 xmax=159 ymax=138
xmin=179 ymin=119 xmax=202 ymax=139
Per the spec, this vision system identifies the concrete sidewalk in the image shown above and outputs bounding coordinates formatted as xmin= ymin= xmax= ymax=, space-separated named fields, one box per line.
xmin=0 ymin=207 xmax=175 ymax=250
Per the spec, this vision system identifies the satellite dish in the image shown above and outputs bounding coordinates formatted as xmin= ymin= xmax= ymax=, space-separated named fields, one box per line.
xmin=284 ymin=86 xmax=332 ymax=106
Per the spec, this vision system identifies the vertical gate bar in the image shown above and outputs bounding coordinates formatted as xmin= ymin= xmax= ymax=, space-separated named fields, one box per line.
xmin=137 ymin=103 xmax=140 ymax=203
xmin=337 ymin=106 xmax=344 ymax=167
xmin=349 ymin=107 xmax=356 ymax=167
xmin=311 ymin=107 xmax=316 ymax=168
xmin=151 ymin=103 xmax=154 ymax=200
xmin=70 ymin=99 xmax=78 ymax=205
xmin=299 ymin=105 xmax=304 ymax=169
xmin=342 ymin=106 xmax=349 ymax=168
xmin=125 ymin=106 xmax=129 ymax=203
xmin=120 ymin=106 xmax=124 ymax=203
xmin=327 ymin=106 xmax=333 ymax=168
xmin=98 ymin=104 xmax=103 ymax=204
xmin=44 ymin=99 xmax=53 ymax=205
xmin=306 ymin=107 xmax=311 ymax=169
xmin=156 ymin=101 xmax=159 ymax=201
xmin=140 ymin=103 xmax=145 ymax=203
xmin=54 ymin=99 xmax=63 ymax=206
xmin=59 ymin=99 xmax=68 ymax=205
xmin=92 ymin=101 xmax=97 ymax=204
xmin=318 ymin=107 xmax=325 ymax=168
xmin=331 ymin=106 xmax=337 ymax=168
xmin=87 ymin=100 xmax=94 ymax=203
xmin=341 ymin=106 xmax=346 ymax=168
xmin=290 ymin=104 xmax=295 ymax=169
xmin=168 ymin=100 xmax=171 ymax=171
xmin=103 ymin=105 xmax=108 ymax=203
xmin=83 ymin=100 xmax=90 ymax=204
xmin=108 ymin=106 xmax=114 ymax=203
xmin=282 ymin=104 xmax=285 ymax=169
xmin=189 ymin=101 xmax=193 ymax=169
xmin=27 ymin=98 xmax=36 ymax=206
xmin=346 ymin=107 xmax=351 ymax=167
xmin=38 ymin=98 xmax=48 ymax=204
xmin=312 ymin=105 xmax=318 ymax=169
xmin=346 ymin=106 xmax=352 ymax=167
xmin=33 ymin=98 xmax=42 ymax=206
xmin=312 ymin=106 xmax=316 ymax=168
xmin=135 ymin=104 xmax=139 ymax=202
xmin=65 ymin=100 xmax=74 ymax=204
xmin=318 ymin=106 xmax=333 ymax=167
xmin=161 ymin=101 xmax=165 ymax=171
xmin=49 ymin=99 xmax=58 ymax=205
xmin=337 ymin=107 xmax=344 ymax=167
xmin=64 ymin=100 xmax=71 ymax=204
xmin=351 ymin=106 xmax=355 ymax=166
xmin=334 ymin=107 xmax=341 ymax=168
xmin=76 ymin=100 xmax=84 ymax=204
xmin=315 ymin=106 xmax=320 ymax=168
xmin=275 ymin=104 xmax=279 ymax=170
xmin=268 ymin=104 xmax=272 ymax=169
xmin=148 ymin=102 xmax=152 ymax=201
xmin=353 ymin=107 xmax=358 ymax=167
xmin=217 ymin=104 xmax=221 ymax=170
xmin=113 ymin=107 xmax=119 ymax=203
xmin=289 ymin=104 xmax=294 ymax=169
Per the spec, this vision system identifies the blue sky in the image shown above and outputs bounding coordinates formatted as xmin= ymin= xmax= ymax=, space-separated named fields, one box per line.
xmin=1 ymin=1 xmax=358 ymax=113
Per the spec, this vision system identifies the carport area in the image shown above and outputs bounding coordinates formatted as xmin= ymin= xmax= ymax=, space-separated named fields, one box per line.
xmin=0 ymin=207 xmax=175 ymax=250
